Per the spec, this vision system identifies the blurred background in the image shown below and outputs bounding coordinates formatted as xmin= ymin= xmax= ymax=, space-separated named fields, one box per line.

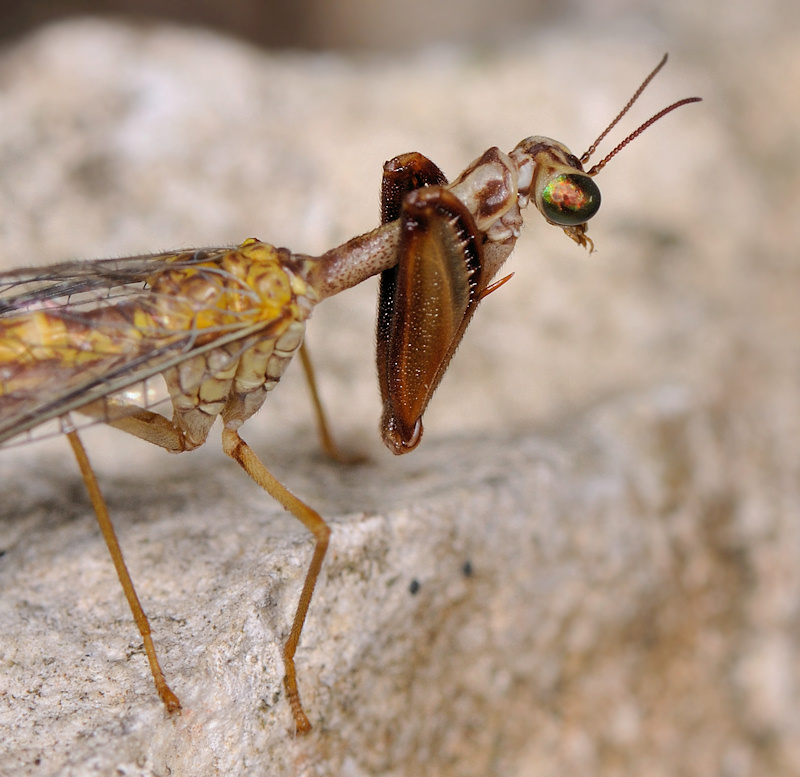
xmin=0 ymin=0 xmax=789 ymax=59
xmin=0 ymin=0 xmax=642 ymax=50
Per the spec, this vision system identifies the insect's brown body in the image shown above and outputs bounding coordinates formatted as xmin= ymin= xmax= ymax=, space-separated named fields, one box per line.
xmin=0 ymin=242 xmax=315 ymax=447
xmin=0 ymin=135 xmax=584 ymax=451
xmin=0 ymin=55 xmax=698 ymax=733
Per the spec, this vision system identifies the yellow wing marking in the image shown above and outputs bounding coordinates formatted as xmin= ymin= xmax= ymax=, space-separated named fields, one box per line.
xmin=0 ymin=239 xmax=314 ymax=445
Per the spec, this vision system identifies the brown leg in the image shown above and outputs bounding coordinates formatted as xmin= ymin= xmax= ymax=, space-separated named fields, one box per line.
xmin=380 ymin=151 xmax=449 ymax=224
xmin=221 ymin=427 xmax=330 ymax=735
xmin=376 ymin=185 xmax=486 ymax=454
xmin=80 ymin=399 xmax=193 ymax=452
xmin=298 ymin=342 xmax=347 ymax=463
xmin=77 ymin=402 xmax=327 ymax=729
xmin=66 ymin=430 xmax=181 ymax=713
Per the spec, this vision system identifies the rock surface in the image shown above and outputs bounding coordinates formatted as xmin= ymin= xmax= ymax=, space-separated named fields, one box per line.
xmin=0 ymin=9 xmax=798 ymax=777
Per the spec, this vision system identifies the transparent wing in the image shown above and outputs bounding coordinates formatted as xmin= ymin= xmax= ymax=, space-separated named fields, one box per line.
xmin=0 ymin=246 xmax=289 ymax=446
xmin=0 ymin=247 xmax=221 ymax=313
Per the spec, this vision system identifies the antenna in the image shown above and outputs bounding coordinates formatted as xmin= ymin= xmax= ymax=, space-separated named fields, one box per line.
xmin=579 ymin=53 xmax=701 ymax=176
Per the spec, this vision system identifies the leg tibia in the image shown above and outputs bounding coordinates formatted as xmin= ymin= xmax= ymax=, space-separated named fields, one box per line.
xmin=221 ymin=427 xmax=331 ymax=735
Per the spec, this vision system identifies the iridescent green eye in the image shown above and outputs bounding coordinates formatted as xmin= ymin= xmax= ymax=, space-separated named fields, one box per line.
xmin=540 ymin=173 xmax=601 ymax=226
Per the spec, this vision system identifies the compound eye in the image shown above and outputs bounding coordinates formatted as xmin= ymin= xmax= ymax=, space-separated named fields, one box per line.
xmin=539 ymin=173 xmax=601 ymax=226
